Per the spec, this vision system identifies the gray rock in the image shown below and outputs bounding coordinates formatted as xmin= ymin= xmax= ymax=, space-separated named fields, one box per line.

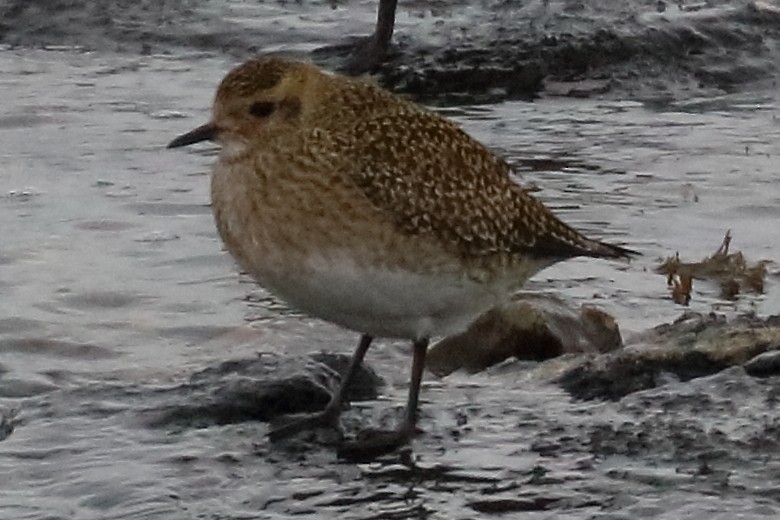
xmin=744 ymin=350 xmax=780 ymax=377
xmin=0 ymin=408 xmax=19 ymax=442
xmin=143 ymin=353 xmax=383 ymax=429
xmin=427 ymin=293 xmax=623 ymax=377
xmin=559 ymin=312 xmax=780 ymax=400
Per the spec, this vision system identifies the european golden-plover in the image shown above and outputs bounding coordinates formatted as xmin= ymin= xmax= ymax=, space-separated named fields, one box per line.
xmin=168 ymin=57 xmax=634 ymax=457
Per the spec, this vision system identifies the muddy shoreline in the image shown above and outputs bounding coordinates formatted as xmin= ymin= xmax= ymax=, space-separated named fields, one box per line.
xmin=2 ymin=0 xmax=780 ymax=103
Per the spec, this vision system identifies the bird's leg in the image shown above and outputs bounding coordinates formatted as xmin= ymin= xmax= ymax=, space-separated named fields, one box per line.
xmin=374 ymin=0 xmax=397 ymax=53
xmin=338 ymin=338 xmax=429 ymax=461
xmin=403 ymin=337 xmax=428 ymax=433
xmin=345 ymin=0 xmax=398 ymax=74
xmin=268 ymin=334 xmax=373 ymax=442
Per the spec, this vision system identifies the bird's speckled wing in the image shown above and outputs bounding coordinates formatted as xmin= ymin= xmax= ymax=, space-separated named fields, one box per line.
xmin=342 ymin=109 xmax=608 ymax=260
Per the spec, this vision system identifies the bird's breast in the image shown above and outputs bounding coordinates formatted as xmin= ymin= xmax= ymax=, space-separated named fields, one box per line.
xmin=207 ymin=151 xmax=535 ymax=338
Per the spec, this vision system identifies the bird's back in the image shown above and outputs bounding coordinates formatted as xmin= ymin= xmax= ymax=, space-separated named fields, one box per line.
xmin=305 ymin=72 xmax=634 ymax=267
xmin=202 ymin=58 xmax=633 ymax=339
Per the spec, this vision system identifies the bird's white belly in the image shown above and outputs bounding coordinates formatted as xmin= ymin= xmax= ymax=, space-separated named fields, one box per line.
xmin=255 ymin=251 xmax=508 ymax=340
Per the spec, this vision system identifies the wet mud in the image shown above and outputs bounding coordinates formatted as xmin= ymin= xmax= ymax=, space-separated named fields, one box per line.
xmin=4 ymin=345 xmax=780 ymax=519
xmin=2 ymin=1 xmax=780 ymax=102
xmin=368 ymin=0 xmax=780 ymax=102
xmin=1 ymin=1 xmax=780 ymax=518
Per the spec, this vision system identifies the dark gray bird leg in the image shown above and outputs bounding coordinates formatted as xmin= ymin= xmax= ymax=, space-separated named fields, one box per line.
xmin=338 ymin=337 xmax=429 ymax=461
xmin=269 ymin=334 xmax=374 ymax=441
xmin=345 ymin=0 xmax=398 ymax=73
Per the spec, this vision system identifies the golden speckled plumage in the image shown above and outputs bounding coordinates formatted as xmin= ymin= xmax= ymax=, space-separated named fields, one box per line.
xmin=167 ymin=56 xmax=635 ymax=452
xmin=346 ymin=111 xmax=592 ymax=259
xmin=169 ymin=56 xmax=633 ymax=340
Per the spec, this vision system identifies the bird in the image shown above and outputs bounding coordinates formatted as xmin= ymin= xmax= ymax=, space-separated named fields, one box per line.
xmin=167 ymin=56 xmax=635 ymax=459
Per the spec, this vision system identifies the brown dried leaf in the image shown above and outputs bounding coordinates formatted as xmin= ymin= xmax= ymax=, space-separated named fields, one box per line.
xmin=657 ymin=231 xmax=770 ymax=304
xmin=671 ymin=273 xmax=693 ymax=305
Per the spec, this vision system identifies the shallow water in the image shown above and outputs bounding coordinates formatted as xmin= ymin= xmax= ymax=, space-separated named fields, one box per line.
xmin=2 ymin=24 xmax=780 ymax=520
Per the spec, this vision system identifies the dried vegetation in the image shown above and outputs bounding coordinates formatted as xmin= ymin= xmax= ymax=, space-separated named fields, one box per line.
xmin=656 ymin=231 xmax=770 ymax=305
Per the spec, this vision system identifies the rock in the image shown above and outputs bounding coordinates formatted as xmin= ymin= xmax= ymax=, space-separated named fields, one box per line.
xmin=142 ymin=353 xmax=383 ymax=429
xmin=558 ymin=349 xmax=727 ymax=401
xmin=744 ymin=350 xmax=780 ymax=377
xmin=544 ymin=79 xmax=612 ymax=98
xmin=426 ymin=294 xmax=623 ymax=377
xmin=0 ymin=408 xmax=19 ymax=442
xmin=559 ymin=312 xmax=780 ymax=400
xmin=309 ymin=352 xmax=383 ymax=402
xmin=0 ymin=378 xmax=59 ymax=398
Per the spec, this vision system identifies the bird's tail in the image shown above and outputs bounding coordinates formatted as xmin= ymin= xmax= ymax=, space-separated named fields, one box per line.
xmin=580 ymin=237 xmax=639 ymax=260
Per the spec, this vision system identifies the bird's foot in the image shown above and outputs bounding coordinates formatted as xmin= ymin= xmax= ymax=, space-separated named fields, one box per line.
xmin=337 ymin=425 xmax=419 ymax=462
xmin=268 ymin=410 xmax=340 ymax=443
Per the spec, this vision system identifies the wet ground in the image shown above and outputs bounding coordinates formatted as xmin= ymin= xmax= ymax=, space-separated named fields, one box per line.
xmin=2 ymin=1 xmax=780 ymax=519
xmin=3 ymin=0 xmax=780 ymax=101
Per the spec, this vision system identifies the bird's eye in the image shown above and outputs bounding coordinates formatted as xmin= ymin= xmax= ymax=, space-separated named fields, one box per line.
xmin=249 ymin=101 xmax=275 ymax=117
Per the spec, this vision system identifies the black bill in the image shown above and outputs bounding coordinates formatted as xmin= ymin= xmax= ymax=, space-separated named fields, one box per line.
xmin=167 ymin=122 xmax=218 ymax=149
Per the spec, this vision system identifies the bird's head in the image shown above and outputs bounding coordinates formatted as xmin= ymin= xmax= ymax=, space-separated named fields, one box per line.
xmin=167 ymin=57 xmax=317 ymax=156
